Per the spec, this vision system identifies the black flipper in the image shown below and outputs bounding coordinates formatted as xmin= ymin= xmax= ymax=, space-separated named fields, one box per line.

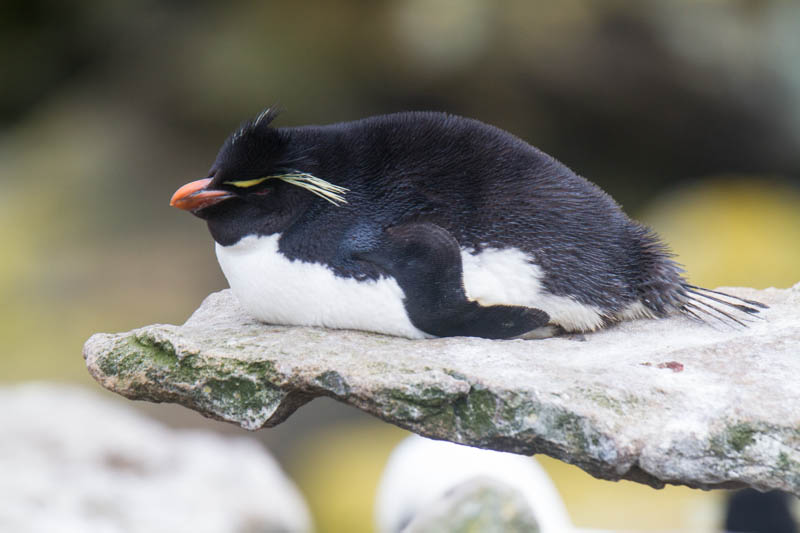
xmin=355 ymin=222 xmax=549 ymax=339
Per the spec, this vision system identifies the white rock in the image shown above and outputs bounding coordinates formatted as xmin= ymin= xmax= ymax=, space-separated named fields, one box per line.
xmin=0 ymin=383 xmax=312 ymax=533
xmin=375 ymin=435 xmax=571 ymax=533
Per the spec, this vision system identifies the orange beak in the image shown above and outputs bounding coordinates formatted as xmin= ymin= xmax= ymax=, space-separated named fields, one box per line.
xmin=170 ymin=178 xmax=234 ymax=211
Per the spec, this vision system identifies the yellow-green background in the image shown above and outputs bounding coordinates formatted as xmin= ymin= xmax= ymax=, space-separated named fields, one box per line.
xmin=2 ymin=1 xmax=799 ymax=531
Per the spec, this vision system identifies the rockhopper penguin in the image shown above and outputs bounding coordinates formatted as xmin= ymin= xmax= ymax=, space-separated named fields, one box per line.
xmin=170 ymin=109 xmax=765 ymax=339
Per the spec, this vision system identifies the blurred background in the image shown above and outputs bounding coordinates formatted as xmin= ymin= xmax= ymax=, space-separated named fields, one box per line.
xmin=2 ymin=0 xmax=799 ymax=531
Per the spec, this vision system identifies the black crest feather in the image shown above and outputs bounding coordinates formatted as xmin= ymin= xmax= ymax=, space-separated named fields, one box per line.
xmin=231 ymin=107 xmax=282 ymax=144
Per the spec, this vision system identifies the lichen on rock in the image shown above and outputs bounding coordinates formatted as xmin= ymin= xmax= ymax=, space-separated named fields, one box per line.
xmin=84 ymin=283 xmax=800 ymax=495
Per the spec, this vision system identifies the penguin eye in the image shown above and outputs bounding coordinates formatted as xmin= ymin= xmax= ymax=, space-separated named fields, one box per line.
xmin=223 ymin=177 xmax=271 ymax=188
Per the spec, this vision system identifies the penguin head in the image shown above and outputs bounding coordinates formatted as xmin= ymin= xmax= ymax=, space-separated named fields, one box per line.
xmin=171 ymin=108 xmax=290 ymax=217
xmin=170 ymin=109 xmax=346 ymax=244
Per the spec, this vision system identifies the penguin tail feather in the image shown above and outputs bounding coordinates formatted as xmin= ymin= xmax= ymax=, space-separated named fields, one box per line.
xmin=680 ymin=284 xmax=768 ymax=328
xmin=630 ymin=225 xmax=767 ymax=328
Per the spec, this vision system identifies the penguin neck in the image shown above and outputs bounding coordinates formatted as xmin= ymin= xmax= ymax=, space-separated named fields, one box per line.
xmin=206 ymin=188 xmax=314 ymax=247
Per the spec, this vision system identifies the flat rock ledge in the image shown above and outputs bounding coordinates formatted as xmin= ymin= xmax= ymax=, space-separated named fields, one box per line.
xmin=84 ymin=283 xmax=800 ymax=495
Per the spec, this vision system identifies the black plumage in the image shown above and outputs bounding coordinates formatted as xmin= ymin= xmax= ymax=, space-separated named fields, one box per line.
xmin=171 ymin=109 xmax=765 ymax=339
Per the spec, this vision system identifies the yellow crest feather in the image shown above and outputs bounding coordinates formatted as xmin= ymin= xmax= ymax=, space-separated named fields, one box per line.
xmin=274 ymin=171 xmax=348 ymax=206
xmin=223 ymin=171 xmax=348 ymax=206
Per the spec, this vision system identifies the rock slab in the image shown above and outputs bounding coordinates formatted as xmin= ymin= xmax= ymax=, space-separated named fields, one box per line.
xmin=84 ymin=284 xmax=800 ymax=496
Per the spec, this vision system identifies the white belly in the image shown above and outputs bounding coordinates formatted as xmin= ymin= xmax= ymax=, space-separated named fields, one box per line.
xmin=215 ymin=234 xmax=608 ymax=338
xmin=216 ymin=234 xmax=428 ymax=339
xmin=459 ymin=247 xmax=607 ymax=331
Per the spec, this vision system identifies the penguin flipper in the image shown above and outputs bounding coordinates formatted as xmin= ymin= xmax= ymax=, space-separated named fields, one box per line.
xmin=355 ymin=222 xmax=550 ymax=339
xmin=429 ymin=301 xmax=550 ymax=339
